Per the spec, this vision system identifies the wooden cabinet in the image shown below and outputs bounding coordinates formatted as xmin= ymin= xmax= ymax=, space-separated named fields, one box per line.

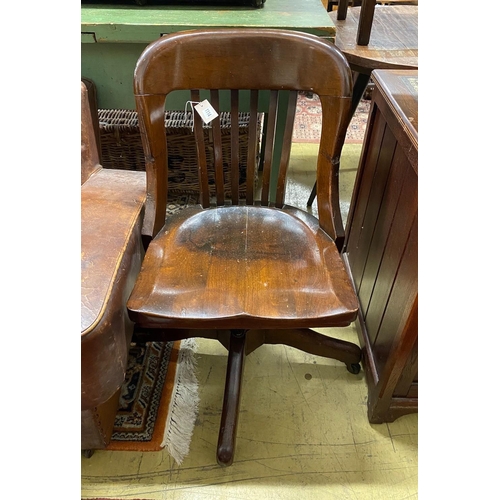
xmin=344 ymin=69 xmax=417 ymax=424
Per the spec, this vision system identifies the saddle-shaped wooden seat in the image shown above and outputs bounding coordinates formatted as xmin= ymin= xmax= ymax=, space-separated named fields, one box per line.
xmin=128 ymin=204 xmax=357 ymax=329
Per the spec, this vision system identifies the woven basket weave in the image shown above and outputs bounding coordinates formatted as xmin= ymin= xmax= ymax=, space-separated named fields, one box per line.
xmin=98 ymin=109 xmax=259 ymax=198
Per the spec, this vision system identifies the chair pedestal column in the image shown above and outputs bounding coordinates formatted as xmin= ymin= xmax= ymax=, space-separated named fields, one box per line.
xmin=217 ymin=329 xmax=247 ymax=466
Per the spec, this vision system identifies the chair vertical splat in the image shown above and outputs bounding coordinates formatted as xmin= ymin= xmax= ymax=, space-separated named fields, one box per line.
xmin=191 ymin=89 xmax=211 ymax=208
xmin=210 ymin=89 xmax=225 ymax=206
xmin=260 ymin=90 xmax=279 ymax=206
xmin=230 ymin=90 xmax=240 ymax=205
xmin=275 ymin=90 xmax=298 ymax=208
xmin=245 ymin=90 xmax=259 ymax=206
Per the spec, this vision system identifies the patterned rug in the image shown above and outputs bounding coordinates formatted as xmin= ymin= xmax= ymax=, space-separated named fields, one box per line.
xmin=293 ymin=91 xmax=371 ymax=144
xmin=106 ymin=339 xmax=199 ymax=464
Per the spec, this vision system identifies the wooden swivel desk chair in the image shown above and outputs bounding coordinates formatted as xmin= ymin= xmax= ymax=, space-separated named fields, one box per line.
xmin=307 ymin=0 xmax=418 ymax=212
xmin=126 ymin=28 xmax=362 ymax=467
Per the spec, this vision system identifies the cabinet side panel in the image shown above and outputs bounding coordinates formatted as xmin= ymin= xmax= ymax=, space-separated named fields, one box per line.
xmin=364 ymin=166 xmax=417 ymax=345
xmin=345 ymin=109 xmax=386 ymax=285
xmin=394 ymin=334 xmax=418 ymax=397
xmin=357 ymin=143 xmax=409 ymax=318
xmin=373 ymin=215 xmax=418 ymax=374
xmin=349 ymin=123 xmax=397 ymax=292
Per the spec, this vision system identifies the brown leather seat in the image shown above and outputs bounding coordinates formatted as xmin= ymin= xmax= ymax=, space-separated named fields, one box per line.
xmin=81 ymin=81 xmax=146 ymax=452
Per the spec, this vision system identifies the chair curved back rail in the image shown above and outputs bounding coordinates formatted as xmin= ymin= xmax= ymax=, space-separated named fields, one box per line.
xmin=133 ymin=29 xmax=353 ymax=242
xmin=336 ymin=0 xmax=418 ymax=46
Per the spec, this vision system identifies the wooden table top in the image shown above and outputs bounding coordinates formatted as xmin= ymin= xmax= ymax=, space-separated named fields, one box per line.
xmin=81 ymin=0 xmax=336 ymax=43
xmin=332 ymin=5 xmax=418 ymax=72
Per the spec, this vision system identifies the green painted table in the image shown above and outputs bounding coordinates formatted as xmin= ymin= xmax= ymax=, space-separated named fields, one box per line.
xmin=81 ymin=0 xmax=336 ymax=196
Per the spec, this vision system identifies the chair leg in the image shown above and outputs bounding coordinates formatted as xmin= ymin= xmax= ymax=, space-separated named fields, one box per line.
xmin=217 ymin=329 xmax=247 ymax=466
xmin=351 ymin=71 xmax=372 ymax=116
xmin=306 ymin=181 xmax=317 ymax=207
xmin=252 ymin=328 xmax=361 ymax=373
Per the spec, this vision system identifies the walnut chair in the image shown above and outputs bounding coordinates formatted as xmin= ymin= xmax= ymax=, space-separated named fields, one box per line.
xmin=126 ymin=28 xmax=362 ymax=467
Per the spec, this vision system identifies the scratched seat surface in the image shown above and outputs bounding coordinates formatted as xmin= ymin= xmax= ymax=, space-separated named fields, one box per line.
xmin=127 ymin=204 xmax=358 ymax=329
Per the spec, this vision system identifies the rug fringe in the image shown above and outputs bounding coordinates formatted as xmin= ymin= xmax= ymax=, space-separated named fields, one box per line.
xmin=161 ymin=338 xmax=199 ymax=465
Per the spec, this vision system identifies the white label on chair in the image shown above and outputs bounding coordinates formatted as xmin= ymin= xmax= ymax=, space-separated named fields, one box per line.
xmin=194 ymin=100 xmax=219 ymax=124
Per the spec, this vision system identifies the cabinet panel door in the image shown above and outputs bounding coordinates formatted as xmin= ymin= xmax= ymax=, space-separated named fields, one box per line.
xmin=357 ymin=143 xmax=411 ymax=323
xmin=346 ymin=110 xmax=390 ymax=287
xmin=373 ymin=215 xmax=418 ymax=374
xmin=364 ymin=165 xmax=417 ymax=351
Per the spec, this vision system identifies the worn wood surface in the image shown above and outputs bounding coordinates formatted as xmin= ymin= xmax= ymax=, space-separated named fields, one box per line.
xmin=344 ymin=69 xmax=418 ymax=424
xmin=128 ymin=205 xmax=359 ymax=329
xmin=370 ymin=68 xmax=418 ymax=153
xmin=333 ymin=5 xmax=418 ymax=71
xmin=80 ymin=81 xmax=101 ymax=185
xmin=81 ymin=81 xmax=148 ymax=450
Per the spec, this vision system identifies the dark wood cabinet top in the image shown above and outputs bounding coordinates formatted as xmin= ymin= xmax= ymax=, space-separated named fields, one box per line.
xmin=371 ymin=69 xmax=418 ymax=149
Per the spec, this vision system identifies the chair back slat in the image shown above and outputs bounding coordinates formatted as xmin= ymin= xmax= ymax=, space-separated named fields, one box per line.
xmin=230 ymin=90 xmax=240 ymax=204
xmin=245 ymin=90 xmax=259 ymax=205
xmin=260 ymin=89 xmax=278 ymax=206
xmin=275 ymin=90 xmax=298 ymax=208
xmin=191 ymin=90 xmax=211 ymax=208
xmin=210 ymin=89 xmax=225 ymax=206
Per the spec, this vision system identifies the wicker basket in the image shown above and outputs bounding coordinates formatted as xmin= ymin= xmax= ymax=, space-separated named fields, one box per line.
xmin=98 ymin=109 xmax=260 ymax=198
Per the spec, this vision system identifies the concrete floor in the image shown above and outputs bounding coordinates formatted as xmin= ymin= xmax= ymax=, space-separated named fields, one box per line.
xmin=81 ymin=143 xmax=418 ymax=499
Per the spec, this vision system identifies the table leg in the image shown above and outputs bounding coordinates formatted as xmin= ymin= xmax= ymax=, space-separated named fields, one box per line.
xmin=351 ymin=70 xmax=372 ymax=117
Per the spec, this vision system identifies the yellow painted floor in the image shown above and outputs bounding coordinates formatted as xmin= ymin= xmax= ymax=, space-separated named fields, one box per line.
xmin=81 ymin=144 xmax=418 ymax=499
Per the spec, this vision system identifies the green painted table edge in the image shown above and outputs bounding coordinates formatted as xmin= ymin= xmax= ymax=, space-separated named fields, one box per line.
xmin=81 ymin=1 xmax=336 ymax=108
xmin=82 ymin=1 xmax=336 ymax=43
xmin=81 ymin=0 xmax=336 ymax=200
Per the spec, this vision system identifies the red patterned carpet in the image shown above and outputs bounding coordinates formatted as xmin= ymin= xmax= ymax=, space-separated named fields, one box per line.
xmin=293 ymin=91 xmax=370 ymax=144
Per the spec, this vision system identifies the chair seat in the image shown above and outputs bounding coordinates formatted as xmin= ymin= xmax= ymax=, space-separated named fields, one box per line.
xmin=127 ymin=204 xmax=358 ymax=330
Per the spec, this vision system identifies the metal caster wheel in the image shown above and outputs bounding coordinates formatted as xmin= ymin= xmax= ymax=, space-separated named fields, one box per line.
xmin=346 ymin=363 xmax=361 ymax=374
xmin=82 ymin=449 xmax=94 ymax=458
